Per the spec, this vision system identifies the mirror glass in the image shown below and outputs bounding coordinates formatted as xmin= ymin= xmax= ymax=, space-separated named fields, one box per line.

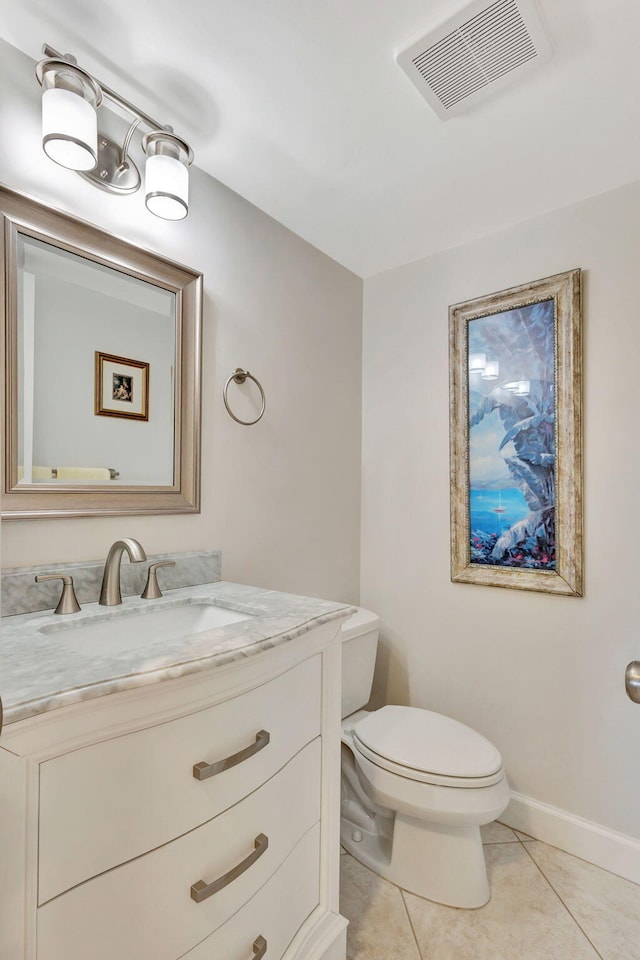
xmin=17 ymin=234 xmax=177 ymax=486
xmin=2 ymin=187 xmax=202 ymax=520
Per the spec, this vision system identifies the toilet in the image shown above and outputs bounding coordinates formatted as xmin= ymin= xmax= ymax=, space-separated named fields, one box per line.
xmin=340 ymin=608 xmax=510 ymax=908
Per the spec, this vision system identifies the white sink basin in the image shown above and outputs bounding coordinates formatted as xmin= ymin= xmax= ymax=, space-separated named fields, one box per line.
xmin=40 ymin=602 xmax=253 ymax=653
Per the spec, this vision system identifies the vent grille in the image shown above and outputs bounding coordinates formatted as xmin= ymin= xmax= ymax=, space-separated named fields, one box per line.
xmin=396 ymin=0 xmax=551 ymax=119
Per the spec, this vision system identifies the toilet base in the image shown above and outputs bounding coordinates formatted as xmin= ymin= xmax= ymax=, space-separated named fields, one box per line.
xmin=341 ymin=810 xmax=490 ymax=909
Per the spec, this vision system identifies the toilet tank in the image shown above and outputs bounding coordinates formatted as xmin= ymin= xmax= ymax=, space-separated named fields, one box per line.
xmin=340 ymin=607 xmax=381 ymax=719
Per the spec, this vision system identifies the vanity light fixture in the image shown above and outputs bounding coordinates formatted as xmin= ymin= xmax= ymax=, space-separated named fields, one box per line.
xmin=480 ymin=359 xmax=499 ymax=381
xmin=142 ymin=131 xmax=191 ymax=221
xmin=35 ymin=44 xmax=194 ymax=221
xmin=468 ymin=353 xmax=486 ymax=373
xmin=38 ymin=59 xmax=101 ymax=171
xmin=503 ymin=380 xmax=530 ymax=396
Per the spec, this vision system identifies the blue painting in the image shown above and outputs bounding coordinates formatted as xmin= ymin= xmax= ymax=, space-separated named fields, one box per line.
xmin=468 ymin=300 xmax=556 ymax=569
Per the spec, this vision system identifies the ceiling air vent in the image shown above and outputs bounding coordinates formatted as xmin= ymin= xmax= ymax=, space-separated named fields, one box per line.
xmin=396 ymin=0 xmax=552 ymax=120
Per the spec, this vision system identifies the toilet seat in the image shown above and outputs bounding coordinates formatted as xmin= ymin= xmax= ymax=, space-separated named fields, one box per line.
xmin=352 ymin=705 xmax=505 ymax=788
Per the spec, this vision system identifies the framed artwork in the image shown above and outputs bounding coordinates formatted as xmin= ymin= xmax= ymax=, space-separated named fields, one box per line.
xmin=449 ymin=269 xmax=582 ymax=596
xmin=95 ymin=352 xmax=149 ymax=421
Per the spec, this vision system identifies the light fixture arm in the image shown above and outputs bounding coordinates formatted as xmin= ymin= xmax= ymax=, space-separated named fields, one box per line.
xmin=119 ymin=117 xmax=140 ymax=169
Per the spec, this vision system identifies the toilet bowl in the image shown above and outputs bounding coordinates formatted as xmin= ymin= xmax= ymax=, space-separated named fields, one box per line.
xmin=340 ymin=609 xmax=509 ymax=909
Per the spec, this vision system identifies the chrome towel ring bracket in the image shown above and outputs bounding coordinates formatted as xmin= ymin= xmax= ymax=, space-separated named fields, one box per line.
xmin=223 ymin=368 xmax=266 ymax=426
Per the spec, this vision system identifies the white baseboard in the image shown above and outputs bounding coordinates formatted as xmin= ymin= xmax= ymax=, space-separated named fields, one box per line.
xmin=501 ymin=791 xmax=640 ymax=885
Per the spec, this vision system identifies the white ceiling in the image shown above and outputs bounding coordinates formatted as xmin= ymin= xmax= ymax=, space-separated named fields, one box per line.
xmin=1 ymin=0 xmax=639 ymax=277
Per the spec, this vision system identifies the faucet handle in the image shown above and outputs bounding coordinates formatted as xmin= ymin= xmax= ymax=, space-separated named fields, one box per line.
xmin=35 ymin=574 xmax=81 ymax=615
xmin=141 ymin=561 xmax=175 ymax=600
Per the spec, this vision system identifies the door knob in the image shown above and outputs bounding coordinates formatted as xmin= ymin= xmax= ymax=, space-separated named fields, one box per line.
xmin=625 ymin=661 xmax=640 ymax=703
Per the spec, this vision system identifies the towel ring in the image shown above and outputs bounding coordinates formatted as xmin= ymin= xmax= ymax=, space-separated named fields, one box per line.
xmin=223 ymin=368 xmax=266 ymax=425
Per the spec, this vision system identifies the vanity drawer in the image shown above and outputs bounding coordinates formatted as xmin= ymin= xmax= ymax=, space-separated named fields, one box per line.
xmin=38 ymin=654 xmax=321 ymax=903
xmin=181 ymin=823 xmax=320 ymax=960
xmin=37 ymin=738 xmax=321 ymax=960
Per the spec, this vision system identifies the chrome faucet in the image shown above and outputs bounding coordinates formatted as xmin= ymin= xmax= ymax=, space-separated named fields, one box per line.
xmin=99 ymin=538 xmax=147 ymax=606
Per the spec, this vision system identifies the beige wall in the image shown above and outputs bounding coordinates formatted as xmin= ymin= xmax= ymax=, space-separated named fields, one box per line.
xmin=361 ymin=180 xmax=640 ymax=838
xmin=0 ymin=39 xmax=362 ymax=604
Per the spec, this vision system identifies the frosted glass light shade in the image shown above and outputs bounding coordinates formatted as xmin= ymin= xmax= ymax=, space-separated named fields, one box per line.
xmin=42 ymin=87 xmax=97 ymax=171
xmin=145 ymin=154 xmax=189 ymax=220
xmin=469 ymin=352 xmax=486 ymax=372
xmin=504 ymin=380 xmax=530 ymax=396
xmin=481 ymin=359 xmax=499 ymax=380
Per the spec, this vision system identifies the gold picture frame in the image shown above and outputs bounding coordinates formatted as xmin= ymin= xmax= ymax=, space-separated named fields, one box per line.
xmin=449 ymin=269 xmax=583 ymax=596
xmin=95 ymin=351 xmax=149 ymax=421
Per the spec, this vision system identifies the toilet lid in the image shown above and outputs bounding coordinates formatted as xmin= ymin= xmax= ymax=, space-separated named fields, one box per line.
xmin=353 ymin=705 xmax=503 ymax=780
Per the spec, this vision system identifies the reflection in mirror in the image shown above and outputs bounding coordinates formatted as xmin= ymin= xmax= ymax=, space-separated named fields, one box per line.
xmin=18 ymin=235 xmax=177 ymax=486
xmin=2 ymin=187 xmax=202 ymax=520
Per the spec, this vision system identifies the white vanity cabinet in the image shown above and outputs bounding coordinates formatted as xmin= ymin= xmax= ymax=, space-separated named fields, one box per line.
xmin=0 ymin=618 xmax=348 ymax=960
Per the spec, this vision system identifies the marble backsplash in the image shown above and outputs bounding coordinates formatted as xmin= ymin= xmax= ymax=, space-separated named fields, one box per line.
xmin=1 ymin=549 xmax=222 ymax=618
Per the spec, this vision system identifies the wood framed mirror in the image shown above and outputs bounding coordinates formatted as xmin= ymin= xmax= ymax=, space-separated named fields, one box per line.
xmin=1 ymin=186 xmax=202 ymax=520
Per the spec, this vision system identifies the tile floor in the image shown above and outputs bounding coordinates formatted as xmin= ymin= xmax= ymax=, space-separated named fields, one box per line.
xmin=339 ymin=822 xmax=640 ymax=960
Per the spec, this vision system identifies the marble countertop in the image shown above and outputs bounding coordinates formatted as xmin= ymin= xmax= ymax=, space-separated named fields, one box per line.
xmin=0 ymin=582 xmax=355 ymax=726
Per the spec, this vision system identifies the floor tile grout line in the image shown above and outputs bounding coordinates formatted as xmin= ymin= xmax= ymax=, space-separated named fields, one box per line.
xmin=517 ymin=836 xmax=640 ymax=887
xmin=342 ymin=852 xmax=425 ymax=960
xmin=482 ymin=838 xmax=521 ymax=844
xmin=347 ymin=850 xmax=402 ymax=899
xmin=519 ymin=840 xmax=605 ymax=960
xmin=400 ymin=888 xmax=426 ymax=960
xmin=343 ymin=843 xmax=614 ymax=960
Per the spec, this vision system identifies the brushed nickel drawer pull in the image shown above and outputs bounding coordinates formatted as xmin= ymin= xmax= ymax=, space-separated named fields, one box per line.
xmin=253 ymin=935 xmax=267 ymax=959
xmin=193 ymin=730 xmax=270 ymax=781
xmin=190 ymin=833 xmax=269 ymax=903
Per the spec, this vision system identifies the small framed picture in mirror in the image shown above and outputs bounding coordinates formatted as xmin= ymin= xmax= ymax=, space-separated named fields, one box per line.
xmin=95 ymin=352 xmax=149 ymax=421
